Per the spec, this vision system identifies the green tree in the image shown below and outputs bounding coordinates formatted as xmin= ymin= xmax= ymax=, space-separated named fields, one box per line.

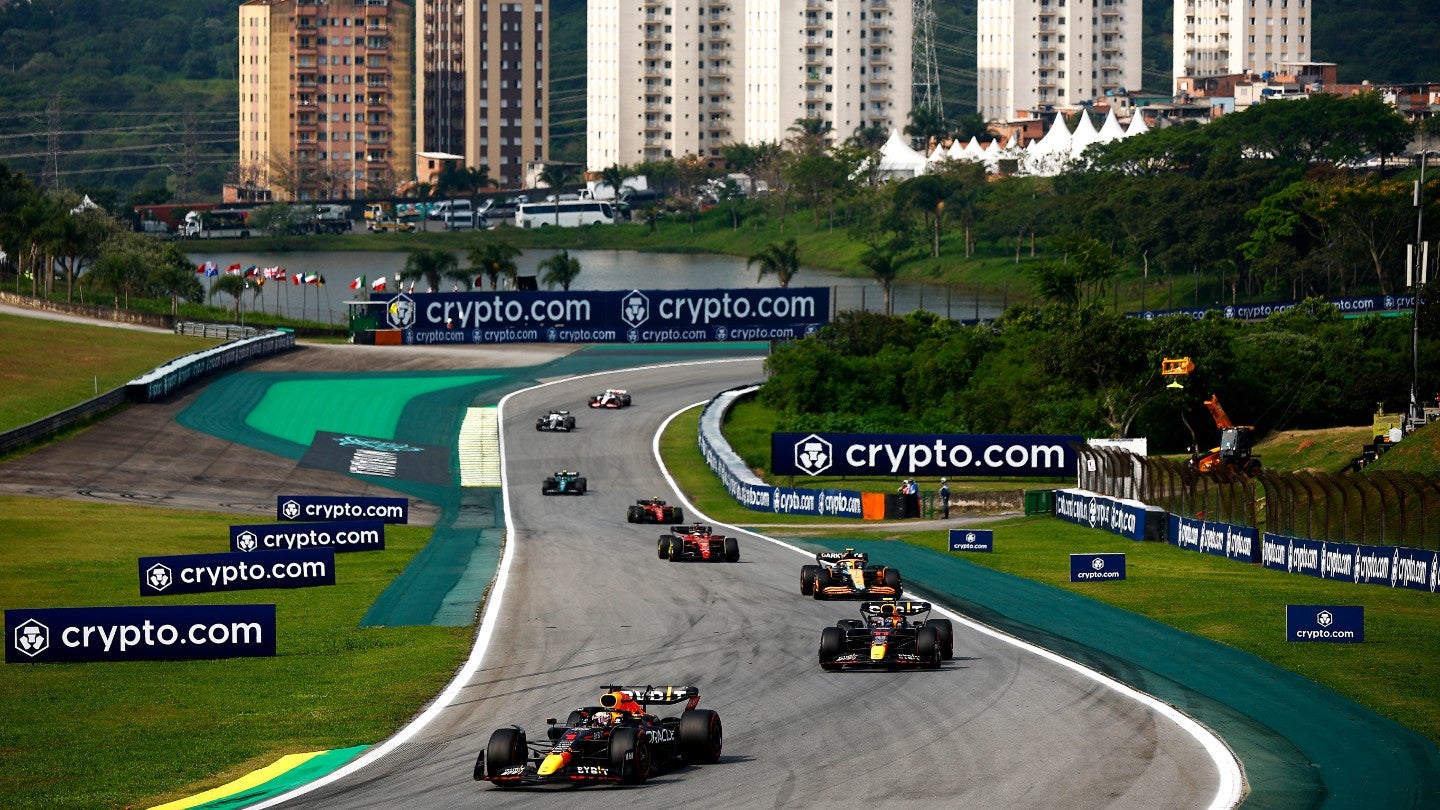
xmin=747 ymin=238 xmax=801 ymax=288
xmin=538 ymin=164 xmax=575 ymax=225
xmin=209 ymin=272 xmax=247 ymax=322
xmin=860 ymin=246 xmax=902 ymax=315
xmin=467 ymin=239 xmax=521 ymax=291
xmin=400 ymin=247 xmax=458 ymax=293
xmin=538 ymin=250 xmax=582 ymax=291
xmin=904 ymin=104 xmax=949 ymax=152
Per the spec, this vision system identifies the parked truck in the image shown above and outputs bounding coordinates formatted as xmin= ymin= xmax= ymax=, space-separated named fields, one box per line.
xmin=180 ymin=209 xmax=253 ymax=239
xmin=312 ymin=203 xmax=352 ymax=234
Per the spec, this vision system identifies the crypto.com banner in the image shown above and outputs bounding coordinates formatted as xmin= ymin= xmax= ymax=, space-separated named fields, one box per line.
xmin=772 ymin=433 xmax=1081 ymax=477
xmin=6 ymin=604 xmax=276 ymax=663
xmin=371 ymin=288 xmax=829 ymax=345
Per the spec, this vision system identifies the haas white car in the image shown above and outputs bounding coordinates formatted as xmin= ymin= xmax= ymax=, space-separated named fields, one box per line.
xmin=589 ymin=388 xmax=632 ymax=409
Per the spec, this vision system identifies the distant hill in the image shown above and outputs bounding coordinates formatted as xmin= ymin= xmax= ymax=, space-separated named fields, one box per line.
xmin=0 ymin=0 xmax=1433 ymax=200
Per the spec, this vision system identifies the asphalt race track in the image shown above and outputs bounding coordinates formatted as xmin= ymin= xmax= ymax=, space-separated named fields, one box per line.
xmin=263 ymin=357 xmax=1227 ymax=809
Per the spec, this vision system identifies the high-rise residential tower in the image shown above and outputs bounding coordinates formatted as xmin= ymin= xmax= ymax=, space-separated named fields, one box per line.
xmin=587 ymin=0 xmax=912 ymax=171
xmin=415 ymin=0 xmax=548 ymax=188
xmin=976 ymin=0 xmax=1142 ymax=123
xmin=239 ymin=0 xmax=415 ymax=200
xmin=1173 ymin=0 xmax=1311 ymax=93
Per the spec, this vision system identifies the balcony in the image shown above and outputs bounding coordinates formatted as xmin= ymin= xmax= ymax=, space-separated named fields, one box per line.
xmin=644 ymin=27 xmax=661 ymax=43
xmin=1100 ymin=3 xmax=1120 ymax=17
xmin=804 ymin=15 xmax=821 ymax=31
xmin=805 ymin=51 xmax=823 ymax=66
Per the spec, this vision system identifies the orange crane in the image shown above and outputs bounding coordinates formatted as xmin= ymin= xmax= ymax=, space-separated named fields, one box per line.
xmin=1162 ymin=357 xmax=1262 ymax=477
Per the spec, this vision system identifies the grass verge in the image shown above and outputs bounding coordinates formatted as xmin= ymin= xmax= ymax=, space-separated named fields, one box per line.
xmin=0 ymin=313 xmax=221 ymax=432
xmin=663 ymin=406 xmax=1440 ymax=748
xmin=0 ymin=496 xmax=471 ymax=809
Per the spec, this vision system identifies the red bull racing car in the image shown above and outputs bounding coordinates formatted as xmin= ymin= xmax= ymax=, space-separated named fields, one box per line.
xmin=818 ymin=600 xmax=954 ymax=671
xmin=475 ymin=685 xmax=723 ymax=786
xmin=658 ymin=523 xmax=739 ymax=563
xmin=589 ymin=388 xmax=632 ymax=408
xmin=628 ymin=497 xmax=683 ymax=524
xmin=801 ymin=549 xmax=903 ymax=599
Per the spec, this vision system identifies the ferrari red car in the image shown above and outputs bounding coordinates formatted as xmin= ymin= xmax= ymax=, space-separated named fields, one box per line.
xmin=628 ymin=497 xmax=683 ymax=524
xmin=658 ymin=523 xmax=739 ymax=563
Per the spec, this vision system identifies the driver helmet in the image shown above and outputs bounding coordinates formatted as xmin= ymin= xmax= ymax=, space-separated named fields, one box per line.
xmin=591 ymin=711 xmax=615 ymax=727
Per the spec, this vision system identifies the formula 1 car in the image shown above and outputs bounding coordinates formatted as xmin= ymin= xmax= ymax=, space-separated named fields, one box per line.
xmin=658 ymin=523 xmax=738 ymax=563
xmin=589 ymin=388 xmax=632 ymax=408
xmin=628 ymin=497 xmax=683 ymax=524
xmin=818 ymin=600 xmax=954 ymax=671
xmin=535 ymin=410 xmax=576 ymax=432
xmin=475 ymin=685 xmax=723 ymax=786
xmin=541 ymin=469 xmax=587 ymax=495
xmin=801 ymin=549 xmax=902 ymax=600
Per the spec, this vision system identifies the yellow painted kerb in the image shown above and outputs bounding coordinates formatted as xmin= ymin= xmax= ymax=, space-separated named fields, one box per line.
xmin=149 ymin=751 xmax=324 ymax=810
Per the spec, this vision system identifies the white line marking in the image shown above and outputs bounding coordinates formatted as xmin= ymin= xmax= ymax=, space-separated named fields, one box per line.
xmin=652 ymin=400 xmax=1246 ymax=810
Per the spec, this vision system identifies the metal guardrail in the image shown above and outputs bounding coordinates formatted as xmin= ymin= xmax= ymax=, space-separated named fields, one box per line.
xmin=0 ymin=389 xmax=128 ymax=457
xmin=174 ymin=322 xmax=263 ymax=340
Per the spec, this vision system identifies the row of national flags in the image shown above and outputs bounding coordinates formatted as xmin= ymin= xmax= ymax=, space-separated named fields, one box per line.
xmin=194 ymin=261 xmax=323 ymax=285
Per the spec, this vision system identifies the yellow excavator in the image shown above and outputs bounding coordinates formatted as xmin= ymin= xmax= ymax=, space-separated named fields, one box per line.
xmin=1162 ymin=357 xmax=1262 ymax=477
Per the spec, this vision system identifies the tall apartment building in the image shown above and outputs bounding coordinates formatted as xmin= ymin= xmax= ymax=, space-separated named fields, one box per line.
xmin=415 ymin=0 xmax=548 ymax=189
xmin=976 ymin=0 xmax=1142 ymax=123
xmin=1173 ymin=0 xmax=1311 ymax=94
xmin=587 ymin=0 xmax=912 ymax=171
xmin=239 ymin=0 xmax=414 ymax=201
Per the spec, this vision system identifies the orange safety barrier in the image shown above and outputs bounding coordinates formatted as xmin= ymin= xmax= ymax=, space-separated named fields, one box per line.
xmin=861 ymin=491 xmax=886 ymax=520
xmin=373 ymin=329 xmax=403 ymax=346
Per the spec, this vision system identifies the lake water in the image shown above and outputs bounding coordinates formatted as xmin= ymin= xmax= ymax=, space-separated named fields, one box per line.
xmin=186 ymin=248 xmax=1014 ymax=326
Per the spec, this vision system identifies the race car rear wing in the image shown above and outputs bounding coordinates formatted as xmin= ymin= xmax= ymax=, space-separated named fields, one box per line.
xmin=600 ymin=685 xmax=701 ymax=710
xmin=817 ymin=549 xmax=868 ymax=565
xmin=669 ymin=525 xmax=714 ymax=535
xmin=860 ymin=600 xmax=931 ymax=617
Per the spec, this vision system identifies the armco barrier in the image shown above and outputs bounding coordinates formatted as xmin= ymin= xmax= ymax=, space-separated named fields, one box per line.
xmin=1053 ymin=488 xmax=1166 ymax=541
xmin=698 ymin=386 xmax=864 ymax=519
xmin=126 ymin=330 xmax=296 ymax=402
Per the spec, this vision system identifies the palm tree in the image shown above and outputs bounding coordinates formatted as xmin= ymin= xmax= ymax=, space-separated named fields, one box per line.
xmin=787 ymin=117 xmax=833 ymax=155
xmin=538 ymin=250 xmax=582 ymax=291
xmin=747 ymin=238 xmax=801 ymax=288
xmin=601 ymin=163 xmax=628 ymax=201
xmin=210 ymin=272 xmax=248 ymax=322
xmin=538 ymin=163 xmax=574 ymax=225
xmin=860 ymin=247 xmax=901 ymax=315
xmin=467 ymin=239 xmax=521 ymax=290
xmin=904 ymin=104 xmax=950 ymax=153
xmin=400 ymin=247 xmax=458 ymax=293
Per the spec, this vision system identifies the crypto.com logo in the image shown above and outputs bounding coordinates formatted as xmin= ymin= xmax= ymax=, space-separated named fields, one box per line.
xmin=386 ymin=293 xmax=417 ymax=329
xmin=793 ymin=434 xmax=833 ymax=476
xmin=1316 ymin=610 xmax=1334 ymax=628
xmin=1091 ymin=557 xmax=1106 ymax=571
xmin=146 ymin=563 xmax=173 ymax=591
xmin=281 ymin=500 xmax=301 ymax=520
xmin=13 ymin=619 xmax=49 ymax=658
xmin=236 ymin=531 xmax=259 ymax=552
xmin=621 ymin=290 xmax=649 ymax=328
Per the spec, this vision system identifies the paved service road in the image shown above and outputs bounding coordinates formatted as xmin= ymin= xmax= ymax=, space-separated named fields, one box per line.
xmin=270 ymin=357 xmax=1226 ymax=809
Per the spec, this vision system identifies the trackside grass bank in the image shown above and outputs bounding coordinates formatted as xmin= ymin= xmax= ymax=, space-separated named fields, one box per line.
xmin=0 ymin=312 xmax=221 ymax=433
xmin=662 ymin=406 xmax=1440 ymax=748
xmin=0 ymin=496 xmax=470 ymax=809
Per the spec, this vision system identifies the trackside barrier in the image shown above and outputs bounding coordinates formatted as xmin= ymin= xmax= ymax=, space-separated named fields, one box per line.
xmin=698 ymin=386 xmax=864 ymax=519
xmin=1053 ymin=489 xmax=1166 ymax=542
xmin=1261 ymin=533 xmax=1440 ymax=594
xmin=126 ymin=331 xmax=296 ymax=402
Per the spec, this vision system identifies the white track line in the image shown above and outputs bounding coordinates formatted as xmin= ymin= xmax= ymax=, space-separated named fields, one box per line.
xmin=652 ymin=400 xmax=1246 ymax=810
xmin=248 ymin=357 xmax=760 ymax=809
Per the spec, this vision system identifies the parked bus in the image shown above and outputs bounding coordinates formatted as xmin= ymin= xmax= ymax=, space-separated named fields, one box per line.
xmin=180 ymin=208 xmax=253 ymax=239
xmin=515 ymin=200 xmax=616 ymax=229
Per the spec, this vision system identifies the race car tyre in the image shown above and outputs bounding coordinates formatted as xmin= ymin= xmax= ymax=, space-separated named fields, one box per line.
xmin=928 ymin=618 xmax=955 ymax=660
xmin=883 ymin=568 xmax=902 ymax=589
xmin=679 ymin=709 xmax=724 ymax=763
xmin=917 ymin=626 xmax=942 ymax=668
xmin=671 ymin=506 xmax=684 ymax=523
xmin=565 ymin=417 xmax=576 ymax=430
xmin=658 ymin=535 xmax=672 ymax=559
xmin=819 ymin=626 xmax=844 ymax=663
xmin=622 ymin=393 xmax=632 ymax=406
xmin=535 ymin=422 xmax=543 ymax=431
xmin=627 ymin=506 xmax=638 ymax=523
xmin=608 ymin=727 xmax=650 ymax=784
xmin=483 ymin=727 xmax=527 ymax=780
xmin=812 ymin=568 xmax=833 ymax=599
xmin=668 ymin=539 xmax=683 ymax=562
xmin=723 ymin=536 xmax=740 ymax=563
xmin=800 ymin=565 xmax=819 ymax=595
xmin=576 ymin=478 xmax=587 ymax=494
